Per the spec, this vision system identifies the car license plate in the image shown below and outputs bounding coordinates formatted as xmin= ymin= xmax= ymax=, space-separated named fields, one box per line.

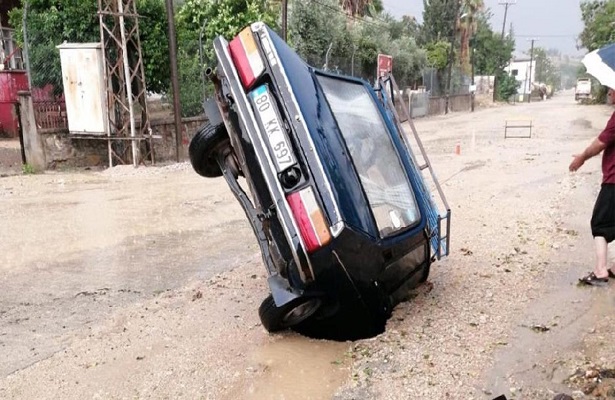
xmin=250 ymin=85 xmax=296 ymax=172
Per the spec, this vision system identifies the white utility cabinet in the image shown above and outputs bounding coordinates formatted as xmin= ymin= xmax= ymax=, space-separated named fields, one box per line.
xmin=57 ymin=43 xmax=108 ymax=135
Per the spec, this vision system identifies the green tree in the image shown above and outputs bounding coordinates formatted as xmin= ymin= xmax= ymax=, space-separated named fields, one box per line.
xmin=289 ymin=0 xmax=350 ymax=68
xmin=349 ymin=20 xmax=386 ymax=79
xmin=176 ymin=0 xmax=277 ymax=116
xmin=579 ymin=0 xmax=615 ymax=102
xmin=340 ymin=0 xmax=383 ymax=17
xmin=530 ymin=47 xmax=560 ymax=88
xmin=425 ymin=41 xmax=450 ymax=70
xmin=496 ymin=73 xmax=519 ymax=101
xmin=579 ymin=0 xmax=615 ymax=51
xmin=420 ymin=0 xmax=459 ymax=44
xmin=138 ymin=0 xmax=170 ymax=94
xmin=288 ymin=0 xmax=425 ymax=86
xmin=9 ymin=0 xmax=170 ymax=95
xmin=468 ymin=10 xmax=515 ymax=101
xmin=472 ymin=11 xmax=514 ymax=75
xmin=388 ymin=35 xmax=426 ymax=88
xmin=177 ymin=0 xmax=277 ymax=61
xmin=387 ymin=15 xmax=419 ymax=41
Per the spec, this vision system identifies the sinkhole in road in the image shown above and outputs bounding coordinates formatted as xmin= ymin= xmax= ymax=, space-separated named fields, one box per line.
xmin=292 ymin=317 xmax=386 ymax=341
xmin=289 ymin=301 xmax=388 ymax=341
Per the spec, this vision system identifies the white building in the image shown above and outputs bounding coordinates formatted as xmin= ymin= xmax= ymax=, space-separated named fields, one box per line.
xmin=505 ymin=58 xmax=537 ymax=95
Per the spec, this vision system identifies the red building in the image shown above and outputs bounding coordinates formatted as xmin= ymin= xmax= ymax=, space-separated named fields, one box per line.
xmin=0 ymin=0 xmax=28 ymax=138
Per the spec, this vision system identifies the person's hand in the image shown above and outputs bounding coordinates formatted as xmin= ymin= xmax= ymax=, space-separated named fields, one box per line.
xmin=569 ymin=154 xmax=585 ymax=172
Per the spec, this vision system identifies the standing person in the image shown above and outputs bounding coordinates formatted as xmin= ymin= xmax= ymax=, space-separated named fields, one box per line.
xmin=570 ymin=87 xmax=615 ymax=286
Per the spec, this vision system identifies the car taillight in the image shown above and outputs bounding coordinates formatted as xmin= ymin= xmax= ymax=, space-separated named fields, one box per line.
xmin=229 ymin=27 xmax=265 ymax=89
xmin=286 ymin=187 xmax=331 ymax=253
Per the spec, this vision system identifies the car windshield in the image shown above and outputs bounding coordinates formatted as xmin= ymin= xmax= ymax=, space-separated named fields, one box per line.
xmin=317 ymin=74 xmax=420 ymax=237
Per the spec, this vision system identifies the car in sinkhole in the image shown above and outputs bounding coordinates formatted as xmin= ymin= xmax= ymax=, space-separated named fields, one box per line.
xmin=189 ymin=22 xmax=450 ymax=339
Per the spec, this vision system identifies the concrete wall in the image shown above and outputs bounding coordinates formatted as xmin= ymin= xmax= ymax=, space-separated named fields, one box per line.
xmin=427 ymin=95 xmax=472 ymax=115
xmin=40 ymin=116 xmax=206 ymax=169
xmin=149 ymin=116 xmax=205 ymax=162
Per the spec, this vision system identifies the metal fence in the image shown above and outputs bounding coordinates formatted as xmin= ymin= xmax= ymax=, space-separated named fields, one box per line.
xmin=32 ymin=100 xmax=67 ymax=132
xmin=428 ymin=95 xmax=471 ymax=115
xmin=409 ymin=92 xmax=429 ymax=118
xmin=175 ymin=38 xmax=213 ymax=119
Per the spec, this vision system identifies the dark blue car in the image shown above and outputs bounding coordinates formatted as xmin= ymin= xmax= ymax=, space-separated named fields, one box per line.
xmin=190 ymin=22 xmax=450 ymax=339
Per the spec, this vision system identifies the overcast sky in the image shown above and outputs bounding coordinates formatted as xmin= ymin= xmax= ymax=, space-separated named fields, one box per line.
xmin=381 ymin=0 xmax=585 ymax=56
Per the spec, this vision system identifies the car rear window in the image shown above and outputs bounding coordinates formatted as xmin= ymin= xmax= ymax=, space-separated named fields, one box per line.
xmin=317 ymin=74 xmax=420 ymax=237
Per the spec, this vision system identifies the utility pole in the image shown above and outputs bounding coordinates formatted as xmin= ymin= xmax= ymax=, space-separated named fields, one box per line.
xmin=165 ymin=0 xmax=183 ymax=162
xmin=498 ymin=0 xmax=516 ymax=39
xmin=445 ymin=36 xmax=454 ymax=114
xmin=445 ymin=0 xmax=462 ymax=115
xmin=471 ymin=47 xmax=475 ymax=112
xmin=282 ymin=0 xmax=288 ymax=42
xmin=22 ymin=0 xmax=32 ymax=89
xmin=528 ymin=38 xmax=537 ymax=103
xmin=494 ymin=1 xmax=516 ymax=103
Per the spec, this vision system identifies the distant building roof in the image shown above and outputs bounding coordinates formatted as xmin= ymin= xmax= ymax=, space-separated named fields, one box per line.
xmin=511 ymin=57 xmax=532 ymax=63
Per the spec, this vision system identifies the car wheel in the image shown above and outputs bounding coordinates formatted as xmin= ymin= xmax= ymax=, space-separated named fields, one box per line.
xmin=189 ymin=122 xmax=229 ymax=177
xmin=419 ymin=263 xmax=431 ymax=283
xmin=258 ymin=294 xmax=322 ymax=332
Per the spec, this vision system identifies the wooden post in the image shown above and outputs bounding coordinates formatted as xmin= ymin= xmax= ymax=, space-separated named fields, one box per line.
xmin=17 ymin=91 xmax=46 ymax=171
xmin=165 ymin=0 xmax=183 ymax=162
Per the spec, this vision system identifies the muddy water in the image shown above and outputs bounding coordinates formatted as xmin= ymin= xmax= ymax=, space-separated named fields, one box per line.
xmin=226 ymin=335 xmax=351 ymax=400
xmin=477 ymin=100 xmax=615 ymax=398
xmin=484 ymin=262 xmax=615 ymax=396
xmin=1 ymin=167 xmax=355 ymax=397
xmin=484 ymin=262 xmax=595 ymax=396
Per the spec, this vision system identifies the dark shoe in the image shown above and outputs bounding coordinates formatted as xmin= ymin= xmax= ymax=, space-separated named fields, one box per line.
xmin=609 ymin=269 xmax=615 ymax=279
xmin=579 ymin=272 xmax=609 ymax=286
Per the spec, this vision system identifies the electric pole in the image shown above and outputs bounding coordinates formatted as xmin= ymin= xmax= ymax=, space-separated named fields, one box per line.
xmin=282 ymin=0 xmax=288 ymax=42
xmin=165 ymin=0 xmax=183 ymax=162
xmin=445 ymin=0 xmax=462 ymax=115
xmin=499 ymin=0 xmax=516 ymax=39
xmin=528 ymin=38 xmax=537 ymax=103
xmin=471 ymin=47 xmax=475 ymax=112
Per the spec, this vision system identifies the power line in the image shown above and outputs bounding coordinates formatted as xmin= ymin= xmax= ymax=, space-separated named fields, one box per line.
xmin=498 ymin=0 xmax=516 ymax=39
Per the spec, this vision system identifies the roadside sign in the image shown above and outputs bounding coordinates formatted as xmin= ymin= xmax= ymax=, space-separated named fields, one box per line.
xmin=377 ymin=54 xmax=393 ymax=77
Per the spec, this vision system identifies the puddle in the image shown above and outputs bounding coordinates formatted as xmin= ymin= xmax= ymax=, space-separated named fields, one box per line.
xmin=571 ymin=118 xmax=592 ymax=129
xmin=483 ymin=263 xmax=605 ymax=396
xmin=225 ymin=335 xmax=350 ymax=400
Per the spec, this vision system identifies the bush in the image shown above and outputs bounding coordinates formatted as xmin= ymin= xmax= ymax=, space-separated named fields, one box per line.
xmin=496 ymin=73 xmax=520 ymax=102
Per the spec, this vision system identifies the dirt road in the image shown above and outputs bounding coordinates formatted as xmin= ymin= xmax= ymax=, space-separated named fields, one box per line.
xmin=1 ymin=91 xmax=614 ymax=399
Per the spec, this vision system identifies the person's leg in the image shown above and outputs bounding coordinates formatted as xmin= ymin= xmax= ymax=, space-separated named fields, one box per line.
xmin=594 ymin=236 xmax=609 ymax=278
xmin=580 ymin=185 xmax=613 ymax=285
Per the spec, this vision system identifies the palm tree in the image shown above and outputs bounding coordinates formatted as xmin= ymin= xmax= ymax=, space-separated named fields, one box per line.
xmin=340 ymin=0 xmax=382 ymax=17
xmin=457 ymin=0 xmax=484 ymax=73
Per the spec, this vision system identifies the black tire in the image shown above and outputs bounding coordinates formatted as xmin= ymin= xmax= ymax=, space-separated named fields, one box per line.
xmin=258 ymin=294 xmax=322 ymax=333
xmin=189 ymin=122 xmax=228 ymax=177
xmin=419 ymin=263 xmax=431 ymax=283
